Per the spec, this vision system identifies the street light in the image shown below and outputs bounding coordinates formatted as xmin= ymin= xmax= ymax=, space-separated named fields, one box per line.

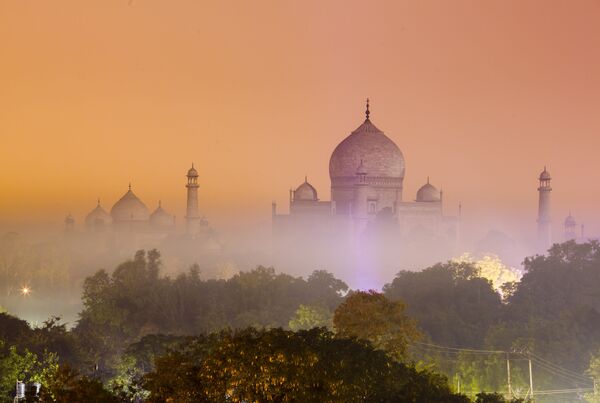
xmin=20 ymin=287 xmax=30 ymax=296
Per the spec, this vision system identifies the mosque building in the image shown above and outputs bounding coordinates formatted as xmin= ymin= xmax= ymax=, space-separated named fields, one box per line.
xmin=68 ymin=165 xmax=219 ymax=253
xmin=272 ymin=101 xmax=460 ymax=282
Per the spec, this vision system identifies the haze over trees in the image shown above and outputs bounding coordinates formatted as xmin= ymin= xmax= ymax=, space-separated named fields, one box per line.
xmin=1 ymin=241 xmax=600 ymax=401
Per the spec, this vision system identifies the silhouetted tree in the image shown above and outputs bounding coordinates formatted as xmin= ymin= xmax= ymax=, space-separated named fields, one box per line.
xmin=333 ymin=290 xmax=421 ymax=361
xmin=144 ymin=328 xmax=468 ymax=403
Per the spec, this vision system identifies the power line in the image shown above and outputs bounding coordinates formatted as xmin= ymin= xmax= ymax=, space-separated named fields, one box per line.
xmin=409 ymin=340 xmax=595 ymax=392
xmin=526 ymin=356 xmax=593 ymax=385
xmin=527 ymin=351 xmax=591 ymax=381
xmin=411 ymin=341 xmax=506 ymax=355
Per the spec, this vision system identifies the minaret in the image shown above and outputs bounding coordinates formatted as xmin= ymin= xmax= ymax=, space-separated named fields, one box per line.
xmin=64 ymin=213 xmax=75 ymax=232
xmin=537 ymin=167 xmax=552 ymax=251
xmin=185 ymin=164 xmax=201 ymax=236
xmin=564 ymin=212 xmax=577 ymax=241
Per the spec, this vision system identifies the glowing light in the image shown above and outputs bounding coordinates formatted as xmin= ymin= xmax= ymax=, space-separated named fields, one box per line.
xmin=20 ymin=286 xmax=30 ymax=296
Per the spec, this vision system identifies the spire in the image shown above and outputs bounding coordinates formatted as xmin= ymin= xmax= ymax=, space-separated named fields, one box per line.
xmin=365 ymin=98 xmax=370 ymax=121
xmin=128 ymin=183 xmax=132 ymax=191
xmin=97 ymin=198 xmax=101 ymax=206
xmin=305 ymin=175 xmax=308 ymax=183
xmin=427 ymin=176 xmax=430 ymax=184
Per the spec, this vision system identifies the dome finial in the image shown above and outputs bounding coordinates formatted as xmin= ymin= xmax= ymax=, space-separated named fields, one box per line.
xmin=427 ymin=176 xmax=430 ymax=184
xmin=128 ymin=182 xmax=132 ymax=191
xmin=305 ymin=175 xmax=308 ymax=183
xmin=365 ymin=98 xmax=370 ymax=121
xmin=97 ymin=198 xmax=101 ymax=206
xmin=159 ymin=200 xmax=162 ymax=208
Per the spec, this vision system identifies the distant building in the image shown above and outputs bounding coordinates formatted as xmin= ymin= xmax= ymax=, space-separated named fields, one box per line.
xmin=68 ymin=165 xmax=219 ymax=253
xmin=272 ymin=101 xmax=460 ymax=285
xmin=564 ymin=212 xmax=577 ymax=241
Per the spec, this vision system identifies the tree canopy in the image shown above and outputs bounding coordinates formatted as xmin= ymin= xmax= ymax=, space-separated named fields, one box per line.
xmin=144 ymin=328 xmax=467 ymax=403
xmin=333 ymin=290 xmax=421 ymax=361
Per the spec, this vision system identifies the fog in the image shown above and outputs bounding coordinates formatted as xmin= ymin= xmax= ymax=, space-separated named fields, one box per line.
xmin=0 ymin=193 xmax=570 ymax=326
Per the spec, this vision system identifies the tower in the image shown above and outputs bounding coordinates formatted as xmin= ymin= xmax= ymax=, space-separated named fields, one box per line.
xmin=564 ymin=212 xmax=577 ymax=241
xmin=537 ymin=167 xmax=552 ymax=251
xmin=185 ymin=164 xmax=202 ymax=236
xmin=64 ymin=213 xmax=75 ymax=232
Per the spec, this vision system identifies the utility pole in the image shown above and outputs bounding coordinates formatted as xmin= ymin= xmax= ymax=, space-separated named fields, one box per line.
xmin=506 ymin=353 xmax=512 ymax=400
xmin=528 ymin=356 xmax=534 ymax=401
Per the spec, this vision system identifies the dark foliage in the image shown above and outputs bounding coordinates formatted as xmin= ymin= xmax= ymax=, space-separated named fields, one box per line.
xmin=384 ymin=261 xmax=503 ymax=348
xmin=144 ymin=327 xmax=469 ymax=403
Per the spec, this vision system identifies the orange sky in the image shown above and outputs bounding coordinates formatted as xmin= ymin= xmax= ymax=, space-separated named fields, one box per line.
xmin=2 ymin=0 xmax=600 ymax=243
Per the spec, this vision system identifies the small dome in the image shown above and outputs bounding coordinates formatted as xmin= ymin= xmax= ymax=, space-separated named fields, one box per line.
xmin=416 ymin=179 xmax=440 ymax=202
xmin=187 ymin=164 xmax=199 ymax=177
xmin=111 ymin=186 xmax=150 ymax=222
xmin=150 ymin=202 xmax=175 ymax=228
xmin=539 ymin=167 xmax=551 ymax=181
xmin=85 ymin=201 xmax=111 ymax=229
xmin=564 ymin=213 xmax=577 ymax=227
xmin=294 ymin=178 xmax=318 ymax=201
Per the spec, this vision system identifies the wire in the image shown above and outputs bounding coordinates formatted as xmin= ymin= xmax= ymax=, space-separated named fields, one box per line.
xmin=526 ymin=356 xmax=593 ymax=385
xmin=527 ymin=351 xmax=592 ymax=380
xmin=409 ymin=341 xmax=594 ymax=388
xmin=532 ymin=387 xmax=594 ymax=395
xmin=411 ymin=341 xmax=506 ymax=354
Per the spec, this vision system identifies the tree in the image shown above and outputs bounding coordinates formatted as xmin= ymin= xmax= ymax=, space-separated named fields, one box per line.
xmin=585 ymin=351 xmax=600 ymax=403
xmin=453 ymin=253 xmax=521 ymax=298
xmin=0 ymin=313 xmax=31 ymax=346
xmin=305 ymin=270 xmax=348 ymax=310
xmin=0 ymin=341 xmax=59 ymax=403
xmin=475 ymin=392 xmax=525 ymax=403
xmin=333 ymin=291 xmax=421 ymax=361
xmin=384 ymin=261 xmax=503 ymax=348
xmin=74 ymin=251 xmax=350 ymax=381
xmin=144 ymin=328 xmax=468 ymax=403
xmin=288 ymin=304 xmax=333 ymax=331
xmin=40 ymin=364 xmax=118 ymax=403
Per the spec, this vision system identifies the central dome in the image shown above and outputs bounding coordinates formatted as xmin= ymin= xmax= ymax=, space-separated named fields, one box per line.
xmin=329 ymin=118 xmax=405 ymax=180
xmin=111 ymin=186 xmax=150 ymax=222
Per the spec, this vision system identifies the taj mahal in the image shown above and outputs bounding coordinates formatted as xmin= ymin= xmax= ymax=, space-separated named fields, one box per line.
xmin=61 ymin=100 xmax=584 ymax=282
xmin=271 ymin=101 xmax=461 ymax=281
xmin=273 ymin=100 xmax=460 ymax=243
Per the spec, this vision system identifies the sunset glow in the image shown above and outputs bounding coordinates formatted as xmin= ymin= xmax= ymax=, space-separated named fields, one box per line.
xmin=2 ymin=1 xmax=600 ymax=244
